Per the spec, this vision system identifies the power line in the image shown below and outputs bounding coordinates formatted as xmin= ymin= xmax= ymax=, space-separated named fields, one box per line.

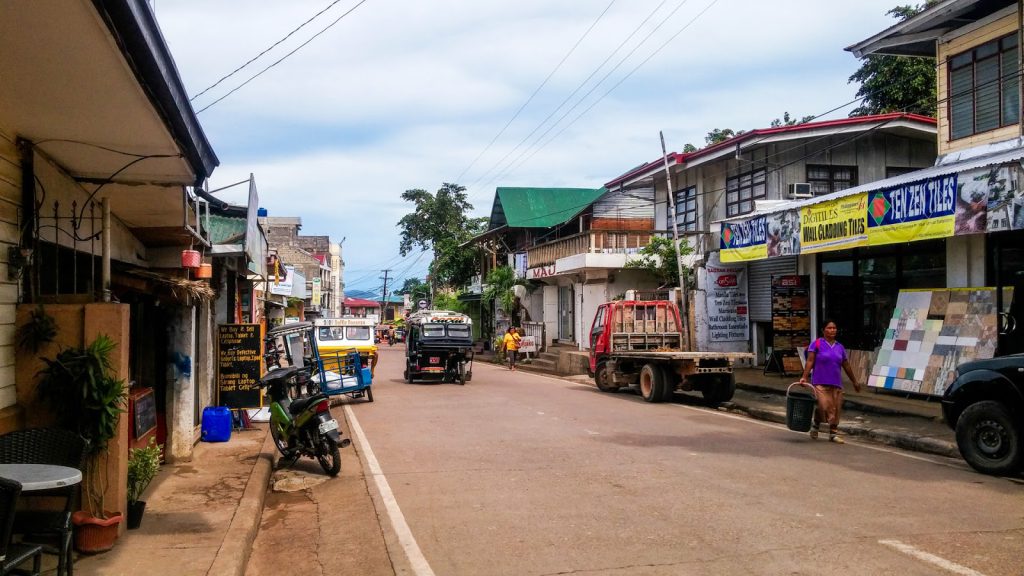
xmin=196 ymin=0 xmax=370 ymax=114
xmin=453 ymin=0 xmax=619 ymax=184
xmin=190 ymin=0 xmax=350 ymax=101
xmin=466 ymin=0 xmax=676 ymax=192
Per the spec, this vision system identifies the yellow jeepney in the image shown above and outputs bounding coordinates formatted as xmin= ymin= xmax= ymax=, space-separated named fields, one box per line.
xmin=314 ymin=317 xmax=378 ymax=375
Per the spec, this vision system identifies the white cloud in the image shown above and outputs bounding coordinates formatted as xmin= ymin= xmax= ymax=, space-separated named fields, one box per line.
xmin=155 ymin=0 xmax=904 ymax=285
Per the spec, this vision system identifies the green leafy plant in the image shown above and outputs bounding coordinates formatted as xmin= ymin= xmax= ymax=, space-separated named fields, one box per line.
xmin=625 ymin=236 xmax=694 ymax=288
xmin=17 ymin=305 xmax=58 ymax=353
xmin=37 ymin=334 xmax=127 ymax=519
xmin=483 ymin=266 xmax=524 ymax=323
xmin=127 ymin=438 xmax=162 ymax=504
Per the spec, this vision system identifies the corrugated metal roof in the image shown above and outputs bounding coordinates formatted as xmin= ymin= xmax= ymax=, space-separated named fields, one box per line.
xmin=490 ymin=187 xmax=607 ymax=229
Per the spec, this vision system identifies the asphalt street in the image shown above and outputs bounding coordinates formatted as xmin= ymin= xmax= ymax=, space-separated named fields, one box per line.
xmin=247 ymin=345 xmax=1024 ymax=576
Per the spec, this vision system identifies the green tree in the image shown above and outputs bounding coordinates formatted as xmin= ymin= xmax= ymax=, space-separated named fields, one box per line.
xmin=397 ymin=183 xmax=486 ymax=287
xmin=625 ymin=236 xmax=694 ymax=288
xmin=482 ymin=266 xmax=524 ymax=324
xmin=395 ymin=278 xmax=428 ymax=298
xmin=770 ymin=112 xmax=815 ymax=127
xmin=848 ymin=2 xmax=938 ymax=117
xmin=682 ymin=143 xmax=698 ymax=153
xmin=705 ymin=128 xmax=737 ymax=145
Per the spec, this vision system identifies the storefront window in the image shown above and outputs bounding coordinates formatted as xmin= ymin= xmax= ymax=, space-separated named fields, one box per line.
xmin=818 ymin=240 xmax=946 ymax=350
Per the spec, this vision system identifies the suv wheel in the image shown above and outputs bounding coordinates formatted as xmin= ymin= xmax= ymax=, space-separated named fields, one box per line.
xmin=955 ymin=400 xmax=1022 ymax=476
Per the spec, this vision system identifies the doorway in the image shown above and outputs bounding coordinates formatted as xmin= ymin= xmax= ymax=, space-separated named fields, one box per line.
xmin=558 ymin=285 xmax=574 ymax=342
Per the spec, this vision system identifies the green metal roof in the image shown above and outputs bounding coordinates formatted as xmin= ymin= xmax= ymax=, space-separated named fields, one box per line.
xmin=208 ymin=214 xmax=246 ymax=245
xmin=490 ymin=187 xmax=606 ymax=229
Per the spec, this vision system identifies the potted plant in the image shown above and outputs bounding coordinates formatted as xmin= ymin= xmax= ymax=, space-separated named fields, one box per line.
xmin=37 ymin=334 xmax=127 ymax=553
xmin=126 ymin=438 xmax=162 ymax=529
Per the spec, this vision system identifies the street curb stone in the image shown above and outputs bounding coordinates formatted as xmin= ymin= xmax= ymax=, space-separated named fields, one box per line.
xmin=207 ymin=428 xmax=274 ymax=576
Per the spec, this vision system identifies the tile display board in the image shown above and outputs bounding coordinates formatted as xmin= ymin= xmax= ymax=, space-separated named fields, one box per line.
xmin=868 ymin=288 xmax=1010 ymax=396
xmin=771 ymin=275 xmax=811 ymax=352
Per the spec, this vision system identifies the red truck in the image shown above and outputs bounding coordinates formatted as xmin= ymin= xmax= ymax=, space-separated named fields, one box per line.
xmin=588 ymin=299 xmax=753 ymax=405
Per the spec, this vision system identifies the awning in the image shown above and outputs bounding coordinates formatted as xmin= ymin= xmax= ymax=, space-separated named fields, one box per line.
xmin=714 ymin=142 xmax=1024 ymax=263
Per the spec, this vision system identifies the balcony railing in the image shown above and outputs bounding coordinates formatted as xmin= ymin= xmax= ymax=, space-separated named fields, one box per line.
xmin=527 ymin=230 xmax=655 ymax=268
xmin=526 ymin=229 xmax=711 ymax=268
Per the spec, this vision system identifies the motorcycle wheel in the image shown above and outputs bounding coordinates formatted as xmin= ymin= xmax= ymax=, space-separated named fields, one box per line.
xmin=316 ymin=437 xmax=341 ymax=477
xmin=270 ymin=419 xmax=291 ymax=456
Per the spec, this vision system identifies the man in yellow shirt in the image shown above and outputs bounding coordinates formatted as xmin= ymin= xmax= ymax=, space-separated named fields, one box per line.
xmin=502 ymin=327 xmax=522 ymax=371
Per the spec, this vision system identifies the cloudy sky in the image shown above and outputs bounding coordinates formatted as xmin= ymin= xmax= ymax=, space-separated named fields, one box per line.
xmin=154 ymin=0 xmax=904 ymax=296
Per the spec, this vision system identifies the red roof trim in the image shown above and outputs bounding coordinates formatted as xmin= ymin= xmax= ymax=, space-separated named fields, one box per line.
xmin=344 ymin=297 xmax=381 ymax=308
xmin=603 ymin=113 xmax=936 ymax=188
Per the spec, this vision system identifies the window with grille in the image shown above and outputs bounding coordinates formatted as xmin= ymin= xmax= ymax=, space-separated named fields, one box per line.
xmin=668 ymin=186 xmax=698 ymax=231
xmin=725 ymin=169 xmax=766 ymax=217
xmin=949 ymin=33 xmax=1019 ymax=140
xmin=807 ymin=165 xmax=857 ymax=196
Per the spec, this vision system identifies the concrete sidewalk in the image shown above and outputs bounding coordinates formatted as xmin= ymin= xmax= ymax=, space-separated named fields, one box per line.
xmin=71 ymin=425 xmax=274 ymax=576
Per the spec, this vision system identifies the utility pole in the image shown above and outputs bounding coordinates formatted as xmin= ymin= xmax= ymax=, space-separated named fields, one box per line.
xmin=660 ymin=131 xmax=690 ymax=351
xmin=379 ymin=269 xmax=391 ymax=323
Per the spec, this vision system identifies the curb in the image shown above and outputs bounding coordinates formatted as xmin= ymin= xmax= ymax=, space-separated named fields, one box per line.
xmin=207 ymin=427 xmax=274 ymax=576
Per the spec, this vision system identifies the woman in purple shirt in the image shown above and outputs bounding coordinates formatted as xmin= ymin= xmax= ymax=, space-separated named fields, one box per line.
xmin=799 ymin=320 xmax=861 ymax=443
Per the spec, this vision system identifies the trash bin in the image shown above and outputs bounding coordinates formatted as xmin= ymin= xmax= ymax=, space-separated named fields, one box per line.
xmin=201 ymin=406 xmax=232 ymax=442
xmin=785 ymin=383 xmax=818 ymax=432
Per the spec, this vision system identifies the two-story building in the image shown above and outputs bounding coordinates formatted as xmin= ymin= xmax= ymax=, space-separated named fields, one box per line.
xmin=474 ymin=186 xmax=665 ymax=349
xmin=604 ymin=113 xmax=939 ymax=362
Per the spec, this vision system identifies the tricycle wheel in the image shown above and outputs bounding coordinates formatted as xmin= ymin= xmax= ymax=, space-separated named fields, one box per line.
xmin=458 ymin=362 xmax=467 ymax=385
xmin=366 ymin=386 xmax=374 ymax=402
xmin=404 ymin=367 xmax=412 ymax=383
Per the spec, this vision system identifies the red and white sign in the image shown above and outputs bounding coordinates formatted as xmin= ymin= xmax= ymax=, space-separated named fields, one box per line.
xmin=705 ymin=254 xmax=749 ymax=343
xmin=519 ymin=336 xmax=537 ymax=354
xmin=528 ymin=265 xmax=557 ymax=279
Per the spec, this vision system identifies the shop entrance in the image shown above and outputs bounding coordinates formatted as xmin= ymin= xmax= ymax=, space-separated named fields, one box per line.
xmin=558 ymin=285 xmax=574 ymax=342
xmin=988 ymin=230 xmax=1024 ymax=355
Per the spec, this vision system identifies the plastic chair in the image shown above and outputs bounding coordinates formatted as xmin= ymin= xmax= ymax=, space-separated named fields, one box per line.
xmin=0 ymin=429 xmax=87 ymax=576
xmin=0 ymin=477 xmax=43 ymax=576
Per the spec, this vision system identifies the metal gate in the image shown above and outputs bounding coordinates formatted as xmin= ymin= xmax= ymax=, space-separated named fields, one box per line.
xmin=558 ymin=285 xmax=573 ymax=341
xmin=748 ymin=256 xmax=797 ymax=322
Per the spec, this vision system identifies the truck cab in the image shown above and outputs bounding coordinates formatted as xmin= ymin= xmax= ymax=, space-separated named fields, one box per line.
xmin=589 ymin=300 xmax=684 ymax=373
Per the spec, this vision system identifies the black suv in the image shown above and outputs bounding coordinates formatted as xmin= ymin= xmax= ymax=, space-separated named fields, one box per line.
xmin=942 ymin=354 xmax=1024 ymax=475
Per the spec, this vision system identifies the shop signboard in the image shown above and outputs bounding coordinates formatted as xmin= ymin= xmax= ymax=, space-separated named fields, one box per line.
xmin=765 ymin=209 xmax=801 ymax=257
xmin=706 ymin=258 xmax=749 ymax=342
xmin=270 ymin=265 xmax=294 ymax=296
xmin=800 ymin=193 xmax=868 ymax=253
xmin=217 ymin=323 xmax=263 ymax=409
xmin=719 ymin=215 xmax=767 ymax=263
xmin=311 ymin=277 xmax=322 ymax=306
xmin=519 ymin=335 xmax=537 ymax=353
xmin=867 ymin=174 xmax=956 ymax=247
xmin=954 ymin=163 xmax=1024 ymax=233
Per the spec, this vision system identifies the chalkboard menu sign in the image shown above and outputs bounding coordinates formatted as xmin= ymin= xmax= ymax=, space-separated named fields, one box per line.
xmin=217 ymin=324 xmax=263 ymax=409
xmin=131 ymin=388 xmax=157 ymax=440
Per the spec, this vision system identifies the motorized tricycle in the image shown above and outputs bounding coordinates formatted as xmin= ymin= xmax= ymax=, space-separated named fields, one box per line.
xmin=403 ymin=310 xmax=474 ymax=384
xmin=267 ymin=321 xmax=374 ymax=403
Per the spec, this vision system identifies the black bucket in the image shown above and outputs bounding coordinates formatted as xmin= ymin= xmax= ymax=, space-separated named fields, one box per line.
xmin=785 ymin=383 xmax=818 ymax=432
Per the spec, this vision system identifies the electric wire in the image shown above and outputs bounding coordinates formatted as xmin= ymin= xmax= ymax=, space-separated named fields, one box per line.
xmin=190 ymin=0 xmax=349 ymax=101
xmin=196 ymin=0 xmax=369 ymax=114
xmin=465 ymin=0 xmax=676 ymax=193
xmin=453 ymin=0 xmax=619 ymax=185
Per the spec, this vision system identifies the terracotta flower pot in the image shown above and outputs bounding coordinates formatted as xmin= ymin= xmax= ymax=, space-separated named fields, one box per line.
xmin=72 ymin=511 xmax=123 ymax=554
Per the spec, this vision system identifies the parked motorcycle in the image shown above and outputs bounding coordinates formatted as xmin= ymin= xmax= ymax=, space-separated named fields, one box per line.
xmin=258 ymin=365 xmax=350 ymax=476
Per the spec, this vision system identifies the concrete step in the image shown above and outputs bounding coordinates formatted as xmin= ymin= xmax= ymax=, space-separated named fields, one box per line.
xmin=528 ymin=358 xmax=557 ymax=371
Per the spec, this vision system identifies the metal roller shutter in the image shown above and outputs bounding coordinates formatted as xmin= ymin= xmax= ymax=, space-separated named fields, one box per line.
xmin=748 ymin=256 xmax=797 ymax=322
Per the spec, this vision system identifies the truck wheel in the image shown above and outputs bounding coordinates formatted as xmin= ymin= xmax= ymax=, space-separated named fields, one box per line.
xmin=595 ymin=362 xmax=619 ymax=392
xmin=658 ymin=366 xmax=676 ymax=402
xmin=955 ymin=400 xmax=1022 ymax=476
xmin=700 ymin=373 xmax=736 ymax=405
xmin=640 ymin=363 xmax=667 ymax=403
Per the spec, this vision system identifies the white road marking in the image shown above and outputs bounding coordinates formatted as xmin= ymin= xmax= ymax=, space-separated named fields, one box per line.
xmin=584 ymin=430 xmax=600 ymax=435
xmin=344 ymin=404 xmax=435 ymax=576
xmin=879 ymin=539 xmax=987 ymax=576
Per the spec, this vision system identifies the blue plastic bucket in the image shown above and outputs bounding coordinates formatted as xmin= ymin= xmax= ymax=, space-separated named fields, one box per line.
xmin=201 ymin=406 xmax=232 ymax=442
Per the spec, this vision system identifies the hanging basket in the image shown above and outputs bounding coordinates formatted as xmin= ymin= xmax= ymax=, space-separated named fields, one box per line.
xmin=181 ymin=250 xmax=201 ymax=269
xmin=195 ymin=262 xmax=213 ymax=279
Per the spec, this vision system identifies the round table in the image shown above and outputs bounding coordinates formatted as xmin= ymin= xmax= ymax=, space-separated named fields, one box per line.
xmin=0 ymin=464 xmax=82 ymax=491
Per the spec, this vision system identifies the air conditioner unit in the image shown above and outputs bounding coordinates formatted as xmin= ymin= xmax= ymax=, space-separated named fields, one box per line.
xmin=788 ymin=183 xmax=812 ymax=199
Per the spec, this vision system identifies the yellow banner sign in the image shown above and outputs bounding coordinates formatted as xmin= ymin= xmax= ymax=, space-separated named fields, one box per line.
xmin=800 ymin=193 xmax=868 ymax=254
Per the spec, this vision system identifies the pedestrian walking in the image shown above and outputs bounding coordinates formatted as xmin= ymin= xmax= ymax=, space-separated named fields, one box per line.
xmin=799 ymin=320 xmax=862 ymax=443
xmin=502 ymin=327 xmax=522 ymax=371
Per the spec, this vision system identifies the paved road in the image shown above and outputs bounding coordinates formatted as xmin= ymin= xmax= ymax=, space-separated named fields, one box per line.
xmin=250 ymin=345 xmax=1023 ymax=576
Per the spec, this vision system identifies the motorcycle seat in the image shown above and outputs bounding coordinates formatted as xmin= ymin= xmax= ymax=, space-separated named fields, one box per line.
xmin=289 ymin=393 xmax=328 ymax=416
